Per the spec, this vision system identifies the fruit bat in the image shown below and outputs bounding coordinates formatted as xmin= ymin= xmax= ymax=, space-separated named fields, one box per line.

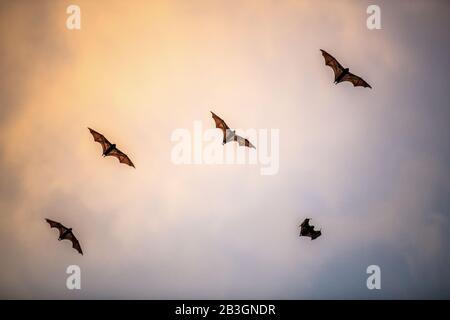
xmin=88 ymin=127 xmax=135 ymax=168
xmin=299 ymin=218 xmax=322 ymax=240
xmin=320 ymin=49 xmax=372 ymax=89
xmin=210 ymin=111 xmax=256 ymax=148
xmin=45 ymin=218 xmax=83 ymax=255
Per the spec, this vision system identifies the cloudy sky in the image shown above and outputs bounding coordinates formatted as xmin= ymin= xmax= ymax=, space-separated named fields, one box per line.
xmin=0 ymin=0 xmax=449 ymax=299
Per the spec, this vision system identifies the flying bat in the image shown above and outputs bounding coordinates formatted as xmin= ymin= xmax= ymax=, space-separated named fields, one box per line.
xmin=299 ymin=218 xmax=322 ymax=240
xmin=88 ymin=127 xmax=135 ymax=168
xmin=45 ymin=218 xmax=83 ymax=255
xmin=210 ymin=111 xmax=256 ymax=148
xmin=320 ymin=49 xmax=372 ymax=89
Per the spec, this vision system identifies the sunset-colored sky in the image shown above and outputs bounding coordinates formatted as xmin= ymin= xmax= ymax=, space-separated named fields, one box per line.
xmin=0 ymin=0 xmax=449 ymax=298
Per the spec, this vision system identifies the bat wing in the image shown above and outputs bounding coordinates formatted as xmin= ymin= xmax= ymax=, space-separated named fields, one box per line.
xmin=310 ymin=229 xmax=322 ymax=240
xmin=211 ymin=111 xmax=230 ymax=141
xmin=340 ymin=72 xmax=372 ymax=88
xmin=45 ymin=218 xmax=68 ymax=239
xmin=88 ymin=127 xmax=112 ymax=154
xmin=64 ymin=232 xmax=83 ymax=255
xmin=234 ymin=134 xmax=256 ymax=149
xmin=108 ymin=148 xmax=135 ymax=168
xmin=300 ymin=227 xmax=312 ymax=237
xmin=320 ymin=49 xmax=345 ymax=81
xmin=300 ymin=218 xmax=310 ymax=228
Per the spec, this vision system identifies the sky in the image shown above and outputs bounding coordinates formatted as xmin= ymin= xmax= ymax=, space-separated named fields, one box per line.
xmin=0 ymin=0 xmax=449 ymax=299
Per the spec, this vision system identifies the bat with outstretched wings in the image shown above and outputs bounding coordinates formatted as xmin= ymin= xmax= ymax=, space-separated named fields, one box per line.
xmin=210 ymin=111 xmax=255 ymax=148
xmin=320 ymin=49 xmax=372 ymax=89
xmin=299 ymin=218 xmax=322 ymax=240
xmin=45 ymin=218 xmax=83 ymax=255
xmin=88 ymin=128 xmax=135 ymax=168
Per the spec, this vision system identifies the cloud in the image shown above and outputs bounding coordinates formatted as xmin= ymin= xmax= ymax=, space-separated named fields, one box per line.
xmin=0 ymin=0 xmax=449 ymax=299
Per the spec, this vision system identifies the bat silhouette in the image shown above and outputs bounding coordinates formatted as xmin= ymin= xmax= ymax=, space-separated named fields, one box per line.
xmin=320 ymin=49 xmax=372 ymax=89
xmin=210 ymin=111 xmax=255 ymax=148
xmin=45 ymin=218 xmax=83 ymax=255
xmin=299 ymin=218 xmax=322 ymax=240
xmin=88 ymin=128 xmax=135 ymax=168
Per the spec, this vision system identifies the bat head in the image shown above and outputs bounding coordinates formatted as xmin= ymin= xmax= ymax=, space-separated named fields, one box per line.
xmin=344 ymin=68 xmax=349 ymax=72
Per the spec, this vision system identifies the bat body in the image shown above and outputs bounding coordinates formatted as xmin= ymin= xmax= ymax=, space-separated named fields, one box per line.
xmin=320 ymin=49 xmax=372 ymax=89
xmin=210 ymin=111 xmax=256 ymax=149
xmin=45 ymin=219 xmax=83 ymax=255
xmin=88 ymin=128 xmax=135 ymax=168
xmin=299 ymin=218 xmax=322 ymax=240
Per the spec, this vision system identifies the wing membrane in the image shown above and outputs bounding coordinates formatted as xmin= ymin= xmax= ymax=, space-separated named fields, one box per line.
xmin=211 ymin=111 xmax=230 ymax=141
xmin=65 ymin=232 xmax=83 ymax=255
xmin=108 ymin=148 xmax=135 ymax=168
xmin=88 ymin=128 xmax=112 ymax=153
xmin=45 ymin=218 xmax=68 ymax=238
xmin=235 ymin=135 xmax=256 ymax=149
xmin=341 ymin=72 xmax=372 ymax=88
xmin=320 ymin=49 xmax=345 ymax=81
